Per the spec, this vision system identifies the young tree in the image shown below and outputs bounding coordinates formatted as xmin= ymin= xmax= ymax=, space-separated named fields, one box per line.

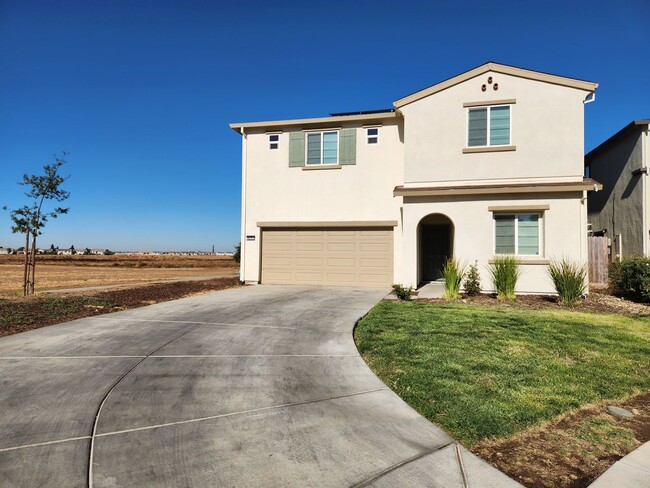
xmin=3 ymin=154 xmax=70 ymax=295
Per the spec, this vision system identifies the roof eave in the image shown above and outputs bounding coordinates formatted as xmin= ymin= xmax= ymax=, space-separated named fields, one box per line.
xmin=229 ymin=111 xmax=399 ymax=134
xmin=393 ymin=62 xmax=598 ymax=109
xmin=585 ymin=119 xmax=650 ymax=162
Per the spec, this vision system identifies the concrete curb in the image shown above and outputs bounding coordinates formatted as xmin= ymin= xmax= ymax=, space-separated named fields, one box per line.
xmin=589 ymin=441 xmax=650 ymax=487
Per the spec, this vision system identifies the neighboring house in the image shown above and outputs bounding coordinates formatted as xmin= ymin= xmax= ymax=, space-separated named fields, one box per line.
xmin=0 ymin=247 xmax=11 ymax=255
xmin=230 ymin=62 xmax=601 ymax=293
xmin=586 ymin=120 xmax=650 ymax=258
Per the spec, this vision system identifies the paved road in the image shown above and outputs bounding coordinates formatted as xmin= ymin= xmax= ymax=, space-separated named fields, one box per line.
xmin=0 ymin=285 xmax=521 ymax=487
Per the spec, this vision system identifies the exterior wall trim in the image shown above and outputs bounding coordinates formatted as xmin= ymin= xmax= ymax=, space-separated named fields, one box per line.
xmin=394 ymin=179 xmax=602 ymax=197
xmin=463 ymin=145 xmax=516 ymax=154
xmin=257 ymin=220 xmax=398 ymax=228
xmin=488 ymin=204 xmax=550 ymax=211
xmin=463 ymin=98 xmax=517 ymax=108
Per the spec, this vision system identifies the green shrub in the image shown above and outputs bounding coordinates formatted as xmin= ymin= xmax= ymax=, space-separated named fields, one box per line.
xmin=463 ymin=261 xmax=482 ymax=296
xmin=489 ymin=256 xmax=520 ymax=300
xmin=392 ymin=283 xmax=413 ymax=301
xmin=548 ymin=258 xmax=586 ymax=306
xmin=609 ymin=257 xmax=650 ymax=303
xmin=441 ymin=258 xmax=466 ymax=300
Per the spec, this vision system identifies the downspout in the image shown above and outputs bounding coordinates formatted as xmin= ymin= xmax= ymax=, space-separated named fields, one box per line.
xmin=641 ymin=130 xmax=650 ymax=256
xmin=240 ymin=127 xmax=247 ymax=283
xmin=582 ymin=90 xmax=596 ymax=290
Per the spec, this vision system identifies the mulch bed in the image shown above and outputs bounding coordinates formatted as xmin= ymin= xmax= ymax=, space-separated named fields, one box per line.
xmin=416 ymin=289 xmax=650 ymax=317
xmin=474 ymin=391 xmax=650 ymax=488
xmin=0 ymin=277 xmax=240 ymax=337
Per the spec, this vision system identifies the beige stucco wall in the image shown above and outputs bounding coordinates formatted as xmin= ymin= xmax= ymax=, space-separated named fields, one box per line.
xmin=397 ymin=192 xmax=588 ymax=294
xmin=399 ymin=71 xmax=589 ymax=185
xmin=240 ymin=120 xmax=404 ymax=283
xmin=587 ymin=129 xmax=645 ymax=257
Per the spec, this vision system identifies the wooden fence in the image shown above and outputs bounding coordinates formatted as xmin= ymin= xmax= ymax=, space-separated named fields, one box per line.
xmin=588 ymin=236 xmax=609 ymax=284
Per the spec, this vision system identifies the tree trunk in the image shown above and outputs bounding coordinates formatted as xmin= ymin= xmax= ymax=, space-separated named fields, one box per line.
xmin=28 ymin=236 xmax=37 ymax=295
xmin=23 ymin=231 xmax=30 ymax=296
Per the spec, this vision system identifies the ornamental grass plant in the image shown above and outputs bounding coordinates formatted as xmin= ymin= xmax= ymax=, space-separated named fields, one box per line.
xmin=441 ymin=258 xmax=466 ymax=301
xmin=548 ymin=258 xmax=587 ymax=307
xmin=489 ymin=256 xmax=520 ymax=300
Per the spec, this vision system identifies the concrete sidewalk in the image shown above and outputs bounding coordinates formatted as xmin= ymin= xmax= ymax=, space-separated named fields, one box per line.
xmin=589 ymin=441 xmax=650 ymax=487
xmin=0 ymin=285 xmax=522 ymax=487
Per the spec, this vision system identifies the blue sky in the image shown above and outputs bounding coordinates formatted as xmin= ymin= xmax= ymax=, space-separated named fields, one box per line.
xmin=1 ymin=0 xmax=648 ymax=252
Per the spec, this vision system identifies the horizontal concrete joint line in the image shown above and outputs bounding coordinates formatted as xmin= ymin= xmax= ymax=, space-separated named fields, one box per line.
xmin=152 ymin=354 xmax=361 ymax=358
xmin=92 ymin=317 xmax=298 ymax=330
xmin=96 ymin=388 xmax=389 ymax=439
xmin=0 ymin=436 xmax=91 ymax=453
xmin=0 ymin=356 xmax=146 ymax=360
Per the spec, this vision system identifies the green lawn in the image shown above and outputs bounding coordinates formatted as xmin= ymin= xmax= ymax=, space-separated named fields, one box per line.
xmin=354 ymin=301 xmax=650 ymax=445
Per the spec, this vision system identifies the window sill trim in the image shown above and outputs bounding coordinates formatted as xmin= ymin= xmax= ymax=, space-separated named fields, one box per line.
xmin=463 ymin=145 xmax=516 ymax=154
xmin=489 ymin=258 xmax=549 ymax=265
xmin=302 ymin=164 xmax=342 ymax=171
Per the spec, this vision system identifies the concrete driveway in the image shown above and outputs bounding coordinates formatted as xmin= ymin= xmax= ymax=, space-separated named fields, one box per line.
xmin=0 ymin=285 xmax=521 ymax=487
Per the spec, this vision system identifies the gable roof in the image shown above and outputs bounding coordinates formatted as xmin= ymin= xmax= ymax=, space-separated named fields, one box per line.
xmin=585 ymin=119 xmax=650 ymax=162
xmin=393 ymin=62 xmax=598 ymax=109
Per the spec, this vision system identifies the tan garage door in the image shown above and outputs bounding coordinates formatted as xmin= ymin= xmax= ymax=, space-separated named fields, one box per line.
xmin=261 ymin=228 xmax=393 ymax=287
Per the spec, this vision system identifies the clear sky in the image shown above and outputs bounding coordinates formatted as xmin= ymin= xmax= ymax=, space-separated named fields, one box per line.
xmin=1 ymin=0 xmax=648 ymax=252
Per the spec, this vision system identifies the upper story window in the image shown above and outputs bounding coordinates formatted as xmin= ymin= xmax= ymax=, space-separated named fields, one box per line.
xmin=494 ymin=213 xmax=540 ymax=256
xmin=306 ymin=130 xmax=338 ymax=165
xmin=367 ymin=127 xmax=379 ymax=144
xmin=468 ymin=105 xmax=511 ymax=147
xmin=268 ymin=133 xmax=280 ymax=150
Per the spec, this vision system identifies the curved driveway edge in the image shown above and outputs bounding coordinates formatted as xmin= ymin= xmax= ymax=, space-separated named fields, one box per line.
xmin=0 ymin=285 xmax=522 ymax=487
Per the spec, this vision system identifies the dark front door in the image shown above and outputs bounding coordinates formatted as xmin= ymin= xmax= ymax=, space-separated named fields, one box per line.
xmin=420 ymin=224 xmax=450 ymax=282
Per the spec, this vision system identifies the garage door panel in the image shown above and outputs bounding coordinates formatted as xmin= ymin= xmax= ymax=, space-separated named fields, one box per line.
xmin=327 ymin=242 xmax=357 ymax=252
xmin=325 ymin=258 xmax=356 ymax=268
xmin=261 ymin=228 xmax=393 ymax=287
xmin=359 ymin=258 xmax=391 ymax=268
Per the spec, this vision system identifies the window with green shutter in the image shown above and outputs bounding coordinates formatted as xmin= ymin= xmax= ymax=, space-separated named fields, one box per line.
xmin=288 ymin=129 xmax=356 ymax=167
xmin=468 ymin=105 xmax=511 ymax=147
xmin=494 ymin=213 xmax=540 ymax=256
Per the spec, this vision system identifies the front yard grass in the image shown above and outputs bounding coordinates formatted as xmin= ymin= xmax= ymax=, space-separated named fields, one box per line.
xmin=355 ymin=301 xmax=650 ymax=486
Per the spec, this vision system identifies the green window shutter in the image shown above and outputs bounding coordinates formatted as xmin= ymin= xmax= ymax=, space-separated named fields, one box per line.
xmin=339 ymin=128 xmax=357 ymax=165
xmin=288 ymin=132 xmax=305 ymax=167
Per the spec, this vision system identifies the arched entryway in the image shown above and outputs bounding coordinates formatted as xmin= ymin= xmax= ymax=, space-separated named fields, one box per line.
xmin=418 ymin=213 xmax=454 ymax=285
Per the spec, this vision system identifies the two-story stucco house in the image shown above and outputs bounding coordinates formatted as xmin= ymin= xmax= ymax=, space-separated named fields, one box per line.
xmin=230 ymin=62 xmax=601 ymax=294
xmin=586 ymin=120 xmax=650 ymax=258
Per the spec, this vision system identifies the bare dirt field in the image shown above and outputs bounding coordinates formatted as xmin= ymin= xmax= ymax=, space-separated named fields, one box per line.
xmin=0 ymin=254 xmax=238 ymax=297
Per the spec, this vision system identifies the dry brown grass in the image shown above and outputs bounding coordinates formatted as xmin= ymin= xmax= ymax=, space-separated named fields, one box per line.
xmin=0 ymin=254 xmax=238 ymax=297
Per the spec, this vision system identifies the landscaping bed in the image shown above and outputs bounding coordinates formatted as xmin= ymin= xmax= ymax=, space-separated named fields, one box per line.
xmin=0 ymin=276 xmax=240 ymax=337
xmin=355 ymin=300 xmax=650 ymax=487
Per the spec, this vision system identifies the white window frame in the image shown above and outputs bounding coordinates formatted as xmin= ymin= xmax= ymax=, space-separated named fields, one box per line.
xmin=267 ymin=133 xmax=280 ymax=150
xmin=366 ymin=127 xmax=379 ymax=144
xmin=304 ymin=130 xmax=340 ymax=165
xmin=493 ymin=212 xmax=542 ymax=257
xmin=466 ymin=104 xmax=512 ymax=148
